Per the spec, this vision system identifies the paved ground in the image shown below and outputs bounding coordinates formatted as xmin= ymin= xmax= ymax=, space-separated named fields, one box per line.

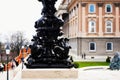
xmin=79 ymin=70 xmax=120 ymax=80
xmin=79 ymin=66 xmax=120 ymax=80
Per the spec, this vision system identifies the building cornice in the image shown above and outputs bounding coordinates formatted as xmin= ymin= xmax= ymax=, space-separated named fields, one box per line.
xmin=67 ymin=0 xmax=120 ymax=10
xmin=70 ymin=37 xmax=120 ymax=39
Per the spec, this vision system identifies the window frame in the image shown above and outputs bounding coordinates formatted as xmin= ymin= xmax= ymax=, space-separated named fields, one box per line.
xmin=89 ymin=4 xmax=96 ymax=13
xmin=89 ymin=42 xmax=96 ymax=52
xmin=105 ymin=4 xmax=112 ymax=13
xmin=105 ymin=20 xmax=113 ymax=33
xmin=106 ymin=42 xmax=113 ymax=51
xmin=88 ymin=20 xmax=96 ymax=33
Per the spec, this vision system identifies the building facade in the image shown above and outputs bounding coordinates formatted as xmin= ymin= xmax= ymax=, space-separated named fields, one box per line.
xmin=56 ymin=0 xmax=120 ymax=58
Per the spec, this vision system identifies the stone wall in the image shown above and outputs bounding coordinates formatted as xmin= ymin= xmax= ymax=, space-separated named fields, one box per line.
xmin=70 ymin=38 xmax=120 ymax=57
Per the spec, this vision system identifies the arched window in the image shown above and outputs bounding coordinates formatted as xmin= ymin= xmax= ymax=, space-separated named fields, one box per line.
xmin=105 ymin=4 xmax=112 ymax=13
xmin=105 ymin=21 xmax=112 ymax=33
xmin=89 ymin=4 xmax=95 ymax=13
xmin=88 ymin=20 xmax=96 ymax=33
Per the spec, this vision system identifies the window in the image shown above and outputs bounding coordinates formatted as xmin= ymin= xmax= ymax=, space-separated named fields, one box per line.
xmin=105 ymin=4 xmax=112 ymax=13
xmin=89 ymin=42 xmax=96 ymax=51
xmin=106 ymin=42 xmax=113 ymax=51
xmin=105 ymin=21 xmax=112 ymax=33
xmin=89 ymin=4 xmax=95 ymax=13
xmin=88 ymin=21 xmax=96 ymax=33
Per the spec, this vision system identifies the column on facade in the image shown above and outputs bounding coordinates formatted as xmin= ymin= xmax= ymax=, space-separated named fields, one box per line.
xmin=81 ymin=3 xmax=86 ymax=36
xmin=69 ymin=11 xmax=71 ymax=37
xmin=72 ymin=8 xmax=74 ymax=36
xmin=98 ymin=3 xmax=103 ymax=36
xmin=69 ymin=21 xmax=71 ymax=37
xmin=75 ymin=18 xmax=78 ymax=37
xmin=69 ymin=10 xmax=72 ymax=37
xmin=67 ymin=23 xmax=69 ymax=37
xmin=71 ymin=9 xmax=74 ymax=37
xmin=75 ymin=5 xmax=78 ymax=37
xmin=72 ymin=20 xmax=73 ymax=37
xmin=114 ymin=3 xmax=120 ymax=36
xmin=78 ymin=3 xmax=82 ymax=37
xmin=76 ymin=3 xmax=80 ymax=56
xmin=74 ymin=6 xmax=77 ymax=37
xmin=73 ymin=19 xmax=74 ymax=37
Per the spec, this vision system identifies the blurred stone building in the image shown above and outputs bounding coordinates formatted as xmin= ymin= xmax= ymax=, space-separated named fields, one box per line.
xmin=56 ymin=0 xmax=120 ymax=58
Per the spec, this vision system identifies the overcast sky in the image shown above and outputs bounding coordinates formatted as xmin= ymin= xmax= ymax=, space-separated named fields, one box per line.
xmin=0 ymin=0 xmax=61 ymax=42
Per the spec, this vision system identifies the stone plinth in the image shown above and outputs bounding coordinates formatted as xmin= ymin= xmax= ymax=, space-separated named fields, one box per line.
xmin=22 ymin=68 xmax=78 ymax=80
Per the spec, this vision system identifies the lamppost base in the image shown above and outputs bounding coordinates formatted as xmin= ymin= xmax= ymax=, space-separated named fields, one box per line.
xmin=25 ymin=57 xmax=74 ymax=68
xmin=26 ymin=63 xmax=74 ymax=69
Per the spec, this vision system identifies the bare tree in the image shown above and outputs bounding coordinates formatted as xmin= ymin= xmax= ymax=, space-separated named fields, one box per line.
xmin=10 ymin=31 xmax=29 ymax=55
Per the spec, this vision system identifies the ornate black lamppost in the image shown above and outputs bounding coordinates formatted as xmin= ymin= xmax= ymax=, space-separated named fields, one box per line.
xmin=5 ymin=44 xmax=10 ymax=80
xmin=25 ymin=0 xmax=74 ymax=68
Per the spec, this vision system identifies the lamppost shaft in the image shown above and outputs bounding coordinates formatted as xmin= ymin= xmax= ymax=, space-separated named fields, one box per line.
xmin=5 ymin=43 xmax=10 ymax=80
xmin=7 ymin=54 xmax=9 ymax=80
